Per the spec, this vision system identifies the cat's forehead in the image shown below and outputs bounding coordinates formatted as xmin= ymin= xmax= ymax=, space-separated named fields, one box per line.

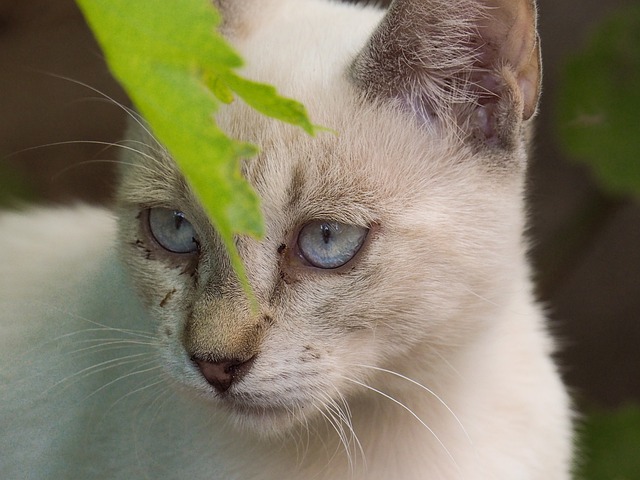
xmin=228 ymin=1 xmax=384 ymax=92
xmin=119 ymin=0 xmax=517 ymax=228
xmin=121 ymin=74 xmax=471 ymax=232
xmin=213 ymin=3 xmax=477 ymax=216
xmin=216 ymin=91 xmax=461 ymax=229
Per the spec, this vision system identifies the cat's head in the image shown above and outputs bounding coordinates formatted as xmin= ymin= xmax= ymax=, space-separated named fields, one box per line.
xmin=116 ymin=0 xmax=540 ymax=434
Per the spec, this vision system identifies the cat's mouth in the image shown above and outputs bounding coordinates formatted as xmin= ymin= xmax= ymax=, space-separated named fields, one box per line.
xmin=186 ymin=354 xmax=311 ymax=429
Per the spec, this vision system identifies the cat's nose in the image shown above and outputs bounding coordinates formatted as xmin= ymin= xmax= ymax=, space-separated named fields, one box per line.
xmin=191 ymin=355 xmax=255 ymax=394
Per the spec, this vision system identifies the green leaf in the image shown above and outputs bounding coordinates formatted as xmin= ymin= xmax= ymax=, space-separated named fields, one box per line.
xmin=75 ymin=0 xmax=315 ymax=303
xmin=556 ymin=6 xmax=640 ymax=197
xmin=204 ymin=74 xmax=235 ymax=105
xmin=577 ymin=405 xmax=640 ymax=479
xmin=222 ymin=72 xmax=316 ymax=135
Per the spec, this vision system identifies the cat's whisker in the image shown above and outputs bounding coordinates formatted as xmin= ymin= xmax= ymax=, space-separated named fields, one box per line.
xmin=68 ymin=319 xmax=155 ymax=342
xmin=353 ymin=364 xmax=473 ymax=448
xmin=126 ymin=386 xmax=177 ymax=480
xmin=5 ymin=140 xmax=160 ymax=171
xmin=52 ymin=158 xmax=156 ymax=181
xmin=96 ymin=374 xmax=166 ymax=429
xmin=43 ymin=352 xmax=154 ymax=395
xmin=293 ymin=404 xmax=313 ymax=469
xmin=66 ymin=335 xmax=158 ymax=347
xmin=318 ymin=391 xmax=356 ymax=474
xmin=119 ymin=139 xmax=170 ymax=167
xmin=317 ymin=412 xmax=348 ymax=471
xmin=44 ymin=334 xmax=155 ymax=362
xmin=12 ymin=309 xmax=155 ymax=364
xmin=288 ymin=412 xmax=304 ymax=466
xmin=33 ymin=331 xmax=153 ymax=358
xmin=142 ymin=386 xmax=178 ymax=439
xmin=125 ymin=387 xmax=165 ymax=480
xmin=286 ymin=404 xmax=306 ymax=442
xmin=68 ymin=336 xmax=157 ymax=346
xmin=42 ymin=73 xmax=163 ymax=150
xmin=312 ymin=398 xmax=350 ymax=471
xmin=84 ymin=360 xmax=162 ymax=401
xmin=66 ymin=339 xmax=157 ymax=357
xmin=50 ymin=326 xmax=156 ymax=342
xmin=462 ymin=283 xmax=538 ymax=318
xmin=342 ymin=376 xmax=460 ymax=471
xmin=460 ymin=284 xmax=503 ymax=308
xmin=25 ymin=302 xmax=157 ymax=341
xmin=431 ymin=349 xmax=464 ymax=380
xmin=329 ymin=383 xmax=366 ymax=473
xmin=67 ymin=96 xmax=165 ymax=156
xmin=106 ymin=375 xmax=166 ymax=412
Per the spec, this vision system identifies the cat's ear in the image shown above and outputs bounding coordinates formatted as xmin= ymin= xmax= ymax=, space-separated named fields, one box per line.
xmin=351 ymin=0 xmax=541 ymax=150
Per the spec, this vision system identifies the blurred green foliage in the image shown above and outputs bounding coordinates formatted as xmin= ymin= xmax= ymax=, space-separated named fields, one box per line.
xmin=577 ymin=405 xmax=640 ymax=479
xmin=557 ymin=5 xmax=640 ymax=197
xmin=557 ymin=6 xmax=640 ymax=479
xmin=0 ymin=161 xmax=33 ymax=207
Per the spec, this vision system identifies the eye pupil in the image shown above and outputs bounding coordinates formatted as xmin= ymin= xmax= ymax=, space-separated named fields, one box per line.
xmin=148 ymin=208 xmax=199 ymax=254
xmin=321 ymin=224 xmax=332 ymax=244
xmin=298 ymin=220 xmax=368 ymax=269
xmin=174 ymin=212 xmax=185 ymax=230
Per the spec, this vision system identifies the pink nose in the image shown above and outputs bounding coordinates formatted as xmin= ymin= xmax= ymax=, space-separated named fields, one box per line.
xmin=191 ymin=355 xmax=255 ymax=394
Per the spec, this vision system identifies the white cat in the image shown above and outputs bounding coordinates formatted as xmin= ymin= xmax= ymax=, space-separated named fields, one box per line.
xmin=0 ymin=0 xmax=573 ymax=478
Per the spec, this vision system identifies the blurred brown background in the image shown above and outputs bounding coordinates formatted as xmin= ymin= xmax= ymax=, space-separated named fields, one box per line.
xmin=1 ymin=0 xmax=638 ymax=409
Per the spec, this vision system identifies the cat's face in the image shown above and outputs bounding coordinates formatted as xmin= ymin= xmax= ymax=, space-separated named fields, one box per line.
xmin=116 ymin=0 xmax=538 ymax=434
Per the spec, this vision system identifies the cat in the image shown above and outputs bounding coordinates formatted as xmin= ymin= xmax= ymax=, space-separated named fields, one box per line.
xmin=0 ymin=0 xmax=574 ymax=478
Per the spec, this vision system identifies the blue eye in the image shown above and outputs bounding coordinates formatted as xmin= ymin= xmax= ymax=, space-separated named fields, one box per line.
xmin=297 ymin=221 xmax=368 ymax=269
xmin=148 ymin=208 xmax=199 ymax=254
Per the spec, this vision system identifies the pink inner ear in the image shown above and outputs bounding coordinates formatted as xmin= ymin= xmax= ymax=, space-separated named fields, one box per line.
xmin=474 ymin=104 xmax=499 ymax=145
xmin=481 ymin=0 xmax=540 ymax=120
xmin=518 ymin=72 xmax=538 ymax=120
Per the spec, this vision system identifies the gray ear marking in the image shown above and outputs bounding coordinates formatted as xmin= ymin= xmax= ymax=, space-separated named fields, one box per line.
xmin=212 ymin=0 xmax=276 ymax=36
xmin=212 ymin=0 xmax=247 ymax=34
xmin=351 ymin=0 xmax=541 ymax=150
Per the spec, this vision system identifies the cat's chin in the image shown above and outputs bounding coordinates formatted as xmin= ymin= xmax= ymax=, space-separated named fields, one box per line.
xmin=200 ymin=393 xmax=311 ymax=437
xmin=184 ymin=390 xmax=313 ymax=438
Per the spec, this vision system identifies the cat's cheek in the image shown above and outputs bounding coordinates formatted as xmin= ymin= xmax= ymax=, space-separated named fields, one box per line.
xmin=123 ymin=253 xmax=197 ymax=357
xmin=246 ymin=333 xmax=372 ymax=404
xmin=130 ymin=264 xmax=192 ymax=312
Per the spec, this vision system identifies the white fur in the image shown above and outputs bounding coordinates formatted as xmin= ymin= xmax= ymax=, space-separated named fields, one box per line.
xmin=0 ymin=1 xmax=572 ymax=478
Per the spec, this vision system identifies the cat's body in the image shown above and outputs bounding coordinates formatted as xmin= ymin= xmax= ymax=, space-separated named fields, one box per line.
xmin=1 ymin=0 xmax=573 ymax=479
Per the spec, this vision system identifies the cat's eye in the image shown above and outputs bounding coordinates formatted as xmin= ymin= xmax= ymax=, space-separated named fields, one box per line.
xmin=148 ymin=208 xmax=199 ymax=254
xmin=297 ymin=220 xmax=368 ymax=269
